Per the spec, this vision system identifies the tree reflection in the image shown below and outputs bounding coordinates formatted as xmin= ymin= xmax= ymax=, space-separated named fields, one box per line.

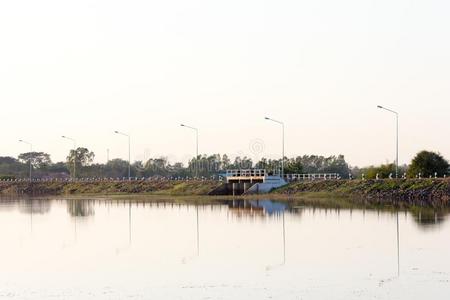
xmin=410 ymin=208 xmax=448 ymax=229
xmin=19 ymin=199 xmax=51 ymax=215
xmin=67 ymin=199 xmax=95 ymax=217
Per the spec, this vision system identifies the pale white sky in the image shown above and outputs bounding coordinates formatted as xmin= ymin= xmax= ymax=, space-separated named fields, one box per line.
xmin=1 ymin=0 xmax=449 ymax=167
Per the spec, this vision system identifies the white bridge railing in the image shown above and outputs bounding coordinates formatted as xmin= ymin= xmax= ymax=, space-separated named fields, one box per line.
xmin=225 ymin=170 xmax=340 ymax=181
xmin=284 ymin=173 xmax=340 ymax=181
xmin=226 ymin=169 xmax=267 ymax=177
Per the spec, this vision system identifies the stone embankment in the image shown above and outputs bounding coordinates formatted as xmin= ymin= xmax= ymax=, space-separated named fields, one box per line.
xmin=273 ymin=178 xmax=450 ymax=207
xmin=0 ymin=180 xmax=222 ymax=196
xmin=1 ymin=178 xmax=449 ymax=207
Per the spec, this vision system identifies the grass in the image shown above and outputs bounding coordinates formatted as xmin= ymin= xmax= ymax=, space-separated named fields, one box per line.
xmin=1 ymin=178 xmax=448 ymax=207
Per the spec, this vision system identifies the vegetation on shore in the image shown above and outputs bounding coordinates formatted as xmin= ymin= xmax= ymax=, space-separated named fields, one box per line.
xmin=272 ymin=178 xmax=450 ymax=207
xmin=1 ymin=178 xmax=449 ymax=207
xmin=1 ymin=152 xmax=353 ymax=180
xmin=0 ymin=180 xmax=223 ymax=197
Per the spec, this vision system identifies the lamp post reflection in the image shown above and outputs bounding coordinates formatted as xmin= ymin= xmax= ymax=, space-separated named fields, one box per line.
xmin=266 ymin=210 xmax=286 ymax=271
xmin=66 ymin=200 xmax=95 ymax=246
xmin=196 ymin=204 xmax=200 ymax=256
xmin=115 ymin=201 xmax=132 ymax=255
xmin=181 ymin=204 xmax=200 ymax=264
xmin=129 ymin=201 xmax=132 ymax=245
xmin=283 ymin=211 xmax=286 ymax=265
xmin=397 ymin=210 xmax=400 ymax=277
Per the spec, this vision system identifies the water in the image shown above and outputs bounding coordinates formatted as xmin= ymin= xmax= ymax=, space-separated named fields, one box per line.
xmin=0 ymin=197 xmax=449 ymax=299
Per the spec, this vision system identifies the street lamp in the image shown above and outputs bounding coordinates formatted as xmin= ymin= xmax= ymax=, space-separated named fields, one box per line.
xmin=62 ymin=136 xmax=77 ymax=179
xmin=18 ymin=139 xmax=32 ymax=182
xmin=265 ymin=116 xmax=285 ymax=179
xmin=114 ymin=131 xmax=131 ymax=180
xmin=377 ymin=105 xmax=399 ymax=178
xmin=180 ymin=124 xmax=199 ymax=177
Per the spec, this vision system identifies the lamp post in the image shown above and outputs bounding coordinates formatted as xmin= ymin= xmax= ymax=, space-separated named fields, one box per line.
xmin=62 ymin=136 xmax=77 ymax=179
xmin=114 ymin=131 xmax=131 ymax=180
xmin=18 ymin=139 xmax=32 ymax=182
xmin=377 ymin=105 xmax=399 ymax=178
xmin=265 ymin=117 xmax=285 ymax=179
xmin=180 ymin=124 xmax=199 ymax=178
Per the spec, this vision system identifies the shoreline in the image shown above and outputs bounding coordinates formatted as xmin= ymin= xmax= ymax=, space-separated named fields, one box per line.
xmin=1 ymin=178 xmax=449 ymax=207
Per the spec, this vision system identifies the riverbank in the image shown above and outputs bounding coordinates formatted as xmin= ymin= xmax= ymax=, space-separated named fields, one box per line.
xmin=1 ymin=178 xmax=449 ymax=207
xmin=272 ymin=178 xmax=450 ymax=207
xmin=0 ymin=180 xmax=223 ymax=197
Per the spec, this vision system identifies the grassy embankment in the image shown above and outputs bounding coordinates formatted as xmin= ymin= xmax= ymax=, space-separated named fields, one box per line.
xmin=1 ymin=178 xmax=449 ymax=207
xmin=0 ymin=180 xmax=222 ymax=197
xmin=272 ymin=178 xmax=450 ymax=207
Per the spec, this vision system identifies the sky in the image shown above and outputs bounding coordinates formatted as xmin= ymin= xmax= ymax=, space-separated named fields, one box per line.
xmin=1 ymin=0 xmax=449 ymax=167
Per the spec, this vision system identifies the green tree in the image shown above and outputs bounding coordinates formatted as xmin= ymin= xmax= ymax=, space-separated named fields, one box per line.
xmin=0 ymin=156 xmax=28 ymax=178
xmin=365 ymin=164 xmax=396 ymax=179
xmin=18 ymin=152 xmax=52 ymax=168
xmin=408 ymin=151 xmax=449 ymax=178
xmin=66 ymin=147 xmax=95 ymax=177
xmin=104 ymin=158 xmax=130 ymax=178
xmin=285 ymin=157 xmax=303 ymax=174
xmin=67 ymin=148 xmax=95 ymax=167
xmin=221 ymin=154 xmax=231 ymax=170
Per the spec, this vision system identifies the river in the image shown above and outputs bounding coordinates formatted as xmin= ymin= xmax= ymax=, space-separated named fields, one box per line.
xmin=0 ymin=197 xmax=449 ymax=299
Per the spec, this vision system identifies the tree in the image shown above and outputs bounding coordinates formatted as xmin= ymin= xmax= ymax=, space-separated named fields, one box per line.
xmin=408 ymin=151 xmax=449 ymax=178
xmin=285 ymin=157 xmax=303 ymax=174
xmin=221 ymin=154 xmax=231 ymax=170
xmin=0 ymin=156 xmax=27 ymax=177
xmin=18 ymin=152 xmax=52 ymax=169
xmin=365 ymin=164 xmax=396 ymax=179
xmin=66 ymin=147 xmax=95 ymax=168
xmin=144 ymin=157 xmax=169 ymax=176
xmin=104 ymin=159 xmax=130 ymax=178
xmin=66 ymin=147 xmax=95 ymax=177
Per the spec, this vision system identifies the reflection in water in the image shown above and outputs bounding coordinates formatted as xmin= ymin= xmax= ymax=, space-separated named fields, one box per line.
xmin=18 ymin=199 xmax=51 ymax=215
xmin=67 ymin=199 xmax=95 ymax=217
xmin=17 ymin=200 xmax=51 ymax=234
xmin=0 ymin=197 xmax=450 ymax=299
xmin=410 ymin=209 xmax=447 ymax=228
xmin=266 ymin=211 xmax=286 ymax=271
xmin=227 ymin=199 xmax=288 ymax=218
xmin=397 ymin=211 xmax=400 ymax=277
xmin=1 ymin=197 xmax=447 ymax=229
xmin=196 ymin=204 xmax=199 ymax=256
xmin=282 ymin=211 xmax=286 ymax=265
xmin=129 ymin=201 xmax=132 ymax=245
xmin=115 ymin=202 xmax=133 ymax=255
xmin=181 ymin=204 xmax=200 ymax=264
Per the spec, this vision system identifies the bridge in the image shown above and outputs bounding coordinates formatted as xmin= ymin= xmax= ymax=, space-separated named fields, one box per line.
xmin=210 ymin=169 xmax=340 ymax=195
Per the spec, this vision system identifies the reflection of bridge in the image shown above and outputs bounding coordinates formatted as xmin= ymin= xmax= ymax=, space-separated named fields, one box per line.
xmin=227 ymin=199 xmax=288 ymax=218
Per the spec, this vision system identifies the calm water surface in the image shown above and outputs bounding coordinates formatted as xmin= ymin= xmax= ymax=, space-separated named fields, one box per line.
xmin=0 ymin=197 xmax=449 ymax=299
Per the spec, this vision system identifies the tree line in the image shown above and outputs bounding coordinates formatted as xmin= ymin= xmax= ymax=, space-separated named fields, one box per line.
xmin=0 ymin=149 xmax=448 ymax=180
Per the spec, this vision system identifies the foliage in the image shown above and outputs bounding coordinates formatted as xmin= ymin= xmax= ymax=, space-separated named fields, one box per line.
xmin=66 ymin=147 xmax=95 ymax=168
xmin=18 ymin=152 xmax=52 ymax=168
xmin=408 ymin=151 xmax=449 ymax=178
xmin=361 ymin=164 xmax=396 ymax=179
xmin=2 ymin=149 xmax=448 ymax=181
xmin=0 ymin=156 xmax=28 ymax=178
xmin=255 ymin=155 xmax=350 ymax=177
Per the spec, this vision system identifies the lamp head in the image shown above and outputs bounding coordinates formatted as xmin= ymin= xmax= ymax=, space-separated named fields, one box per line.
xmin=114 ymin=131 xmax=119 ymax=134
xmin=377 ymin=105 xmax=383 ymax=109
xmin=264 ymin=117 xmax=270 ymax=120
xmin=180 ymin=124 xmax=185 ymax=127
